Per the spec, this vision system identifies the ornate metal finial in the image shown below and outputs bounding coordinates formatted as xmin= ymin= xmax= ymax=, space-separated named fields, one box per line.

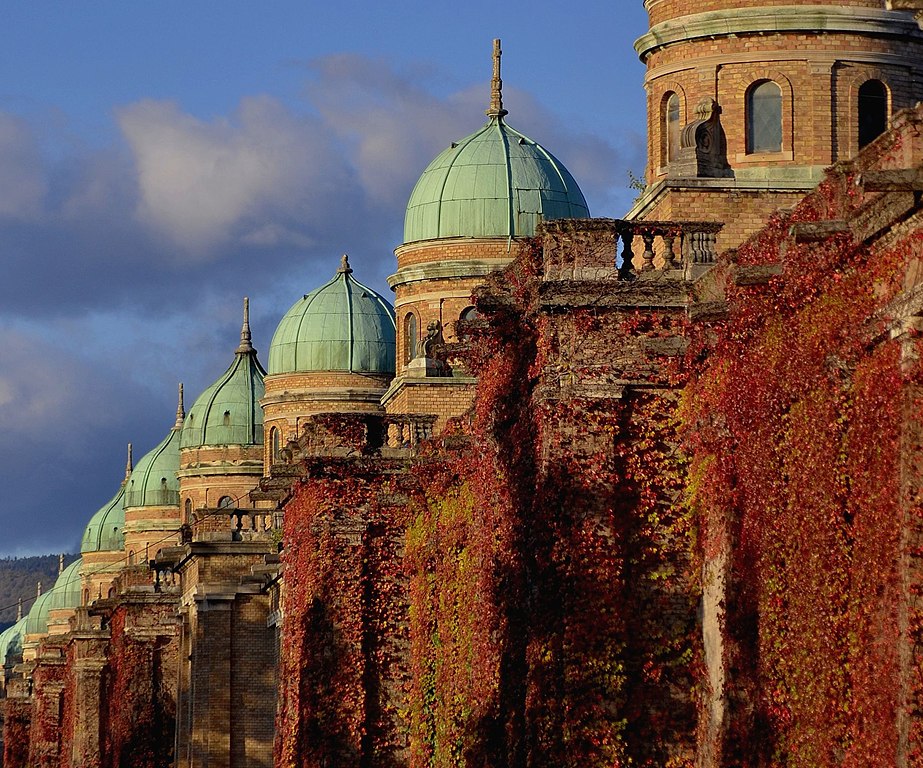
xmin=124 ymin=443 xmax=133 ymax=481
xmin=237 ymin=296 xmax=254 ymax=354
xmin=17 ymin=597 xmax=22 ymax=621
xmin=337 ymin=254 xmax=353 ymax=274
xmin=58 ymin=554 xmax=64 ymax=575
xmin=486 ymin=38 xmax=508 ymax=119
xmin=174 ymin=383 xmax=185 ymax=429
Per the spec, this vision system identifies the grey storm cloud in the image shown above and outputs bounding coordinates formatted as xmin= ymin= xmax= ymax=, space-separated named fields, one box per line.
xmin=0 ymin=53 xmax=632 ymax=556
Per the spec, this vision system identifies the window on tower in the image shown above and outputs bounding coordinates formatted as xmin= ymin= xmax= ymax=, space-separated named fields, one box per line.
xmin=405 ymin=312 xmax=418 ymax=363
xmin=270 ymin=426 xmax=280 ymax=463
xmin=858 ymin=79 xmax=888 ymax=149
xmin=663 ymin=92 xmax=681 ymax=165
xmin=746 ymin=80 xmax=782 ymax=154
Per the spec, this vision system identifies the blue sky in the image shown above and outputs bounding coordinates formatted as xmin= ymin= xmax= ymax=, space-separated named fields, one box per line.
xmin=0 ymin=1 xmax=650 ymax=556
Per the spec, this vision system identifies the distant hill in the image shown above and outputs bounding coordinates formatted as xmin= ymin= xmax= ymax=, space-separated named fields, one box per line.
xmin=0 ymin=554 xmax=80 ymax=628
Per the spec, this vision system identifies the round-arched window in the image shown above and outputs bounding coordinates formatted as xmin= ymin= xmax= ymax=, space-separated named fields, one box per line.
xmin=217 ymin=496 xmax=234 ymax=509
xmin=663 ymin=92 xmax=681 ymax=165
xmin=405 ymin=312 xmax=418 ymax=363
xmin=746 ymin=80 xmax=782 ymax=154
xmin=858 ymin=79 xmax=888 ymax=149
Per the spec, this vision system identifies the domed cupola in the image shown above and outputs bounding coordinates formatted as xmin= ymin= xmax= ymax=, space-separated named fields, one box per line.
xmin=0 ymin=618 xmax=25 ymax=666
xmin=262 ymin=256 xmax=396 ymax=468
xmin=46 ymin=559 xmax=83 ymax=613
xmin=403 ymin=41 xmax=588 ymax=245
xmin=125 ymin=386 xmax=184 ymax=509
xmin=182 ymin=298 xmax=267 ymax=450
xmin=268 ymin=255 xmax=395 ymax=376
xmin=123 ymin=387 xmax=185 ymax=564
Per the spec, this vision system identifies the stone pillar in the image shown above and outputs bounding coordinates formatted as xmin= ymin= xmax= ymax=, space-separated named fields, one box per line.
xmin=187 ymin=596 xmax=233 ymax=768
xmin=69 ymin=658 xmax=106 ymax=768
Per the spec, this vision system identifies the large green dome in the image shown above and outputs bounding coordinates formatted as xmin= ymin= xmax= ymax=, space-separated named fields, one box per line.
xmin=182 ymin=299 xmax=267 ymax=449
xmin=81 ymin=485 xmax=126 ymax=554
xmin=268 ymin=256 xmax=396 ymax=376
xmin=403 ymin=115 xmax=589 ymax=244
xmin=125 ymin=388 xmax=183 ymax=508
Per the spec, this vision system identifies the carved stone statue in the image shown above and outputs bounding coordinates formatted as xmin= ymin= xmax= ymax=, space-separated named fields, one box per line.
xmin=668 ymin=98 xmax=733 ymax=179
xmin=417 ymin=320 xmax=443 ymax=359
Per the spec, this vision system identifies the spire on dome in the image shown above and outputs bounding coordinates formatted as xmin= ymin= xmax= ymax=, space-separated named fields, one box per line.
xmin=58 ymin=554 xmax=64 ymax=575
xmin=174 ymin=383 xmax=185 ymax=429
xmin=486 ymin=38 xmax=508 ymax=119
xmin=237 ymin=297 xmax=254 ymax=354
xmin=37 ymin=581 xmax=42 ymax=599
xmin=124 ymin=443 xmax=133 ymax=482
xmin=17 ymin=597 xmax=22 ymax=621
xmin=337 ymin=254 xmax=353 ymax=274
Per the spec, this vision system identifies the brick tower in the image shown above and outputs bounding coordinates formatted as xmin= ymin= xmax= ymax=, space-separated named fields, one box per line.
xmin=629 ymin=0 xmax=923 ymax=250
xmin=384 ymin=40 xmax=590 ymax=429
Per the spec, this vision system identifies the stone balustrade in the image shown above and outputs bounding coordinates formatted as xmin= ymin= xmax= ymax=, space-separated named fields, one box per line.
xmin=541 ymin=218 xmax=723 ymax=282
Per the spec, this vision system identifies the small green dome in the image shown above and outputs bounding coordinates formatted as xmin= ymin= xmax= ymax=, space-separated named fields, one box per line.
xmin=125 ymin=390 xmax=183 ymax=508
xmin=46 ymin=559 xmax=83 ymax=612
xmin=182 ymin=300 xmax=267 ymax=449
xmin=0 ymin=619 xmax=25 ymax=664
xmin=24 ymin=588 xmax=55 ymax=636
xmin=81 ymin=486 xmax=126 ymax=554
xmin=403 ymin=115 xmax=589 ymax=244
xmin=268 ymin=256 xmax=396 ymax=375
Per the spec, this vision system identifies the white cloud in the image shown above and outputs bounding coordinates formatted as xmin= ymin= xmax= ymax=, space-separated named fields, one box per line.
xmin=117 ymin=95 xmax=358 ymax=256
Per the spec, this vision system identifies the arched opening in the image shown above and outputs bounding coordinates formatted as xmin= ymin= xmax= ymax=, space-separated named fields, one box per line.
xmin=662 ymin=92 xmax=681 ymax=165
xmin=404 ymin=312 xmax=418 ymax=363
xmin=128 ymin=550 xmax=135 ymax=566
xmin=746 ymin=80 xmax=782 ymax=154
xmin=858 ymin=79 xmax=888 ymax=149
xmin=217 ymin=495 xmax=234 ymax=509
xmin=223 ymin=410 xmax=231 ymax=427
xmin=270 ymin=427 xmax=280 ymax=463
xmin=459 ymin=306 xmax=479 ymax=322
xmin=184 ymin=498 xmax=192 ymax=517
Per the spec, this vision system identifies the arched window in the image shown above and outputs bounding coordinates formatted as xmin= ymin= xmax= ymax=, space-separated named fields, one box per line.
xmin=663 ymin=92 xmax=681 ymax=165
xmin=217 ymin=495 xmax=234 ymax=509
xmin=128 ymin=550 xmax=135 ymax=566
xmin=746 ymin=80 xmax=782 ymax=154
xmin=270 ymin=427 xmax=280 ymax=463
xmin=404 ymin=312 xmax=418 ymax=363
xmin=184 ymin=498 xmax=192 ymax=519
xmin=459 ymin=306 xmax=479 ymax=322
xmin=223 ymin=410 xmax=231 ymax=426
xmin=858 ymin=79 xmax=888 ymax=149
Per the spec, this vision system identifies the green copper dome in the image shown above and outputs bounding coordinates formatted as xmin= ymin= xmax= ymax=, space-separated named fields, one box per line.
xmin=125 ymin=388 xmax=183 ymax=508
xmin=46 ymin=559 xmax=83 ymax=612
xmin=24 ymin=587 xmax=55 ymax=636
xmin=182 ymin=299 xmax=267 ymax=449
xmin=403 ymin=115 xmax=589 ymax=244
xmin=0 ymin=619 xmax=25 ymax=664
xmin=268 ymin=256 xmax=396 ymax=375
xmin=81 ymin=485 xmax=126 ymax=554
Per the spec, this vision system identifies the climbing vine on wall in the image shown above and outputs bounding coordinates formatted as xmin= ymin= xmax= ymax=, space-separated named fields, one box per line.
xmin=682 ymin=149 xmax=923 ymax=766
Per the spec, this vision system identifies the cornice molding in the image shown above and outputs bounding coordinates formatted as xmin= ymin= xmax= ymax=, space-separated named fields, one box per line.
xmin=636 ymin=6 xmax=923 ymax=59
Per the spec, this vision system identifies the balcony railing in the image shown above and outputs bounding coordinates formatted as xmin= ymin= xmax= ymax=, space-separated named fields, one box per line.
xmin=541 ymin=218 xmax=723 ymax=282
